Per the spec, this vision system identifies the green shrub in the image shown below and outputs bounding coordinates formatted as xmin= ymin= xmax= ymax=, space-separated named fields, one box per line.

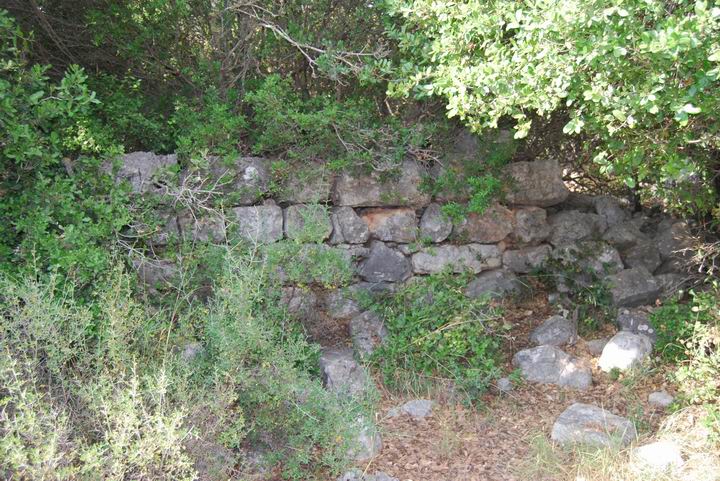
xmin=368 ymin=272 xmax=503 ymax=402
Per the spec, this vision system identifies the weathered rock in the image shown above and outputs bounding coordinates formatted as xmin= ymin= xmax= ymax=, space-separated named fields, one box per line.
xmin=178 ymin=211 xmax=226 ymax=243
xmin=359 ymin=242 xmax=411 ymax=283
xmin=182 ymin=156 xmax=270 ymax=204
xmin=530 ymin=315 xmax=577 ymax=347
xmin=333 ymin=160 xmax=430 ymax=207
xmin=551 ymin=241 xmax=624 ymax=276
xmin=350 ymin=311 xmax=388 ymax=358
xmin=548 ymin=210 xmax=607 ymax=246
xmin=411 ymin=244 xmax=502 ymax=274
xmin=348 ymin=417 xmax=382 ymax=462
xmin=330 ymin=207 xmax=370 ymax=244
xmin=361 ymin=208 xmax=417 ymax=243
xmin=594 ymin=196 xmax=631 ymax=227
xmin=633 ymin=440 xmax=683 ymax=471
xmin=496 ymin=377 xmax=514 ymax=394
xmin=504 ymin=159 xmax=569 ymax=207
xmin=284 ymin=204 xmax=332 ymax=241
xmin=133 ymin=258 xmax=179 ymax=289
xmin=648 ymin=391 xmax=674 ymax=408
xmin=503 ymin=245 xmax=552 ymax=273
xmin=586 ymin=338 xmax=610 ymax=356
xmin=512 ymin=207 xmax=551 ymax=245
xmin=281 ymin=287 xmax=321 ymax=321
xmin=654 ymin=273 xmax=686 ymax=299
xmin=622 ymin=241 xmax=662 ymax=274
xmin=551 ymin=403 xmax=637 ymax=447
xmin=608 ymin=267 xmax=661 ymax=307
xmin=452 ymin=204 xmax=514 ymax=243
xmin=617 ymin=308 xmax=657 ymax=343
xmin=319 ymin=348 xmax=370 ymax=397
xmin=465 ymin=269 xmax=523 ymax=300
xmin=277 ymin=163 xmax=332 ymax=204
xmin=107 ymin=151 xmax=177 ymax=194
xmin=232 ymin=204 xmax=283 ymax=243
xmin=324 ymin=288 xmax=362 ymax=320
xmin=387 ymin=399 xmax=435 ymax=419
xmin=602 ymin=222 xmax=648 ymax=250
xmin=419 ymin=203 xmax=452 ymax=243
xmin=598 ymin=331 xmax=653 ymax=372
xmin=512 ymin=345 xmax=592 ymax=389
xmin=655 ymin=220 xmax=692 ymax=260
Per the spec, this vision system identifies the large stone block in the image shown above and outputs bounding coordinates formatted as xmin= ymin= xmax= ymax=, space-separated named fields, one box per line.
xmin=452 ymin=204 xmax=514 ymax=243
xmin=419 ymin=203 xmax=453 ymax=243
xmin=504 ymin=159 xmax=569 ymax=207
xmin=360 ymin=208 xmax=417 ymax=243
xmin=465 ymin=269 xmax=522 ymax=299
xmin=411 ymin=244 xmax=502 ymax=274
xmin=231 ymin=204 xmax=283 ymax=243
xmin=107 ymin=151 xmax=177 ymax=194
xmin=178 ymin=211 xmax=226 ymax=243
xmin=602 ymin=222 xmax=648 ymax=250
xmin=332 ymin=161 xmax=430 ymax=207
xmin=598 ymin=331 xmax=653 ymax=372
xmin=284 ymin=204 xmax=332 ymax=241
xmin=512 ymin=207 xmax=551 ymax=245
xmin=182 ymin=156 xmax=270 ymax=205
xmin=319 ymin=348 xmax=371 ymax=397
xmin=330 ymin=207 xmax=370 ymax=244
xmin=277 ymin=162 xmax=332 ymax=204
xmin=608 ymin=267 xmax=661 ymax=307
xmin=548 ymin=210 xmax=607 ymax=246
xmin=358 ymin=241 xmax=411 ymax=283
xmin=503 ymin=245 xmax=551 ymax=273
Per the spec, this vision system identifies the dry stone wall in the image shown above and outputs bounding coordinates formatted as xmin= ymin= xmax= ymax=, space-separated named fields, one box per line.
xmin=117 ymin=152 xmax=691 ymax=308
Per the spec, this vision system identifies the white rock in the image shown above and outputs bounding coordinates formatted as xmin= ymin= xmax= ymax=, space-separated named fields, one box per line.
xmin=598 ymin=331 xmax=653 ymax=372
xmin=633 ymin=440 xmax=684 ymax=471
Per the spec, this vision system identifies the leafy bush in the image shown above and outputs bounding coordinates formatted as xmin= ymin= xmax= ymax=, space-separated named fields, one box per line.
xmin=385 ymin=0 xmax=720 ymax=216
xmin=368 ymin=272 xmax=503 ymax=401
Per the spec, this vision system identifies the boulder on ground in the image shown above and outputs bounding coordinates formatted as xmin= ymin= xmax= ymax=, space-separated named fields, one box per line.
xmin=504 ymin=159 xmax=569 ymax=207
xmin=598 ymin=331 xmax=653 ymax=372
xmin=361 ymin=208 xmax=417 ymax=243
xmin=551 ymin=403 xmax=637 ymax=447
xmin=319 ymin=348 xmax=370 ymax=397
xmin=465 ymin=269 xmax=523 ymax=300
xmin=512 ymin=345 xmax=592 ymax=389
xmin=419 ymin=203 xmax=452 ymax=243
xmin=387 ymin=399 xmax=435 ymax=419
xmin=608 ymin=267 xmax=661 ymax=307
xmin=529 ymin=315 xmax=577 ymax=347
xmin=411 ymin=244 xmax=502 ymax=274
xmin=359 ymin=241 xmax=411 ymax=283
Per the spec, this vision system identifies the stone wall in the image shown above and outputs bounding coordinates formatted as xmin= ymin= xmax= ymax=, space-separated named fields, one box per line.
xmin=116 ymin=152 xmax=692 ymax=310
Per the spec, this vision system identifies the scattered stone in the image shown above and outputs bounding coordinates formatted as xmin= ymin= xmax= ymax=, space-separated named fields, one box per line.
xmin=648 ymin=391 xmax=674 ymax=409
xmin=617 ymin=308 xmax=657 ymax=343
xmin=547 ymin=210 xmax=607 ymax=246
xmin=496 ymin=377 xmax=514 ymax=394
xmin=350 ymin=311 xmax=388 ymax=358
xmin=594 ymin=196 xmax=631 ymax=227
xmin=622 ymin=241 xmax=662 ymax=274
xmin=512 ymin=207 xmax=551 ymax=245
xmin=452 ymin=204 xmax=514 ymax=243
xmin=504 ymin=159 xmax=570 ymax=207
xmin=411 ymin=244 xmax=502 ymax=274
xmin=178 ymin=211 xmax=226 ymax=243
xmin=284 ymin=204 xmax=332 ymax=241
xmin=598 ymin=331 xmax=653 ymax=372
xmin=551 ymin=403 xmax=637 ymax=447
xmin=512 ymin=345 xmax=592 ymax=389
xmin=107 ymin=151 xmax=177 ymax=194
xmin=465 ymin=269 xmax=523 ymax=300
xmin=333 ymin=160 xmax=430 ymax=207
xmin=529 ymin=315 xmax=577 ymax=347
xmin=608 ymin=267 xmax=661 ymax=307
xmin=503 ymin=245 xmax=552 ymax=273
xmin=360 ymin=208 xmax=417 ymax=243
xmin=180 ymin=342 xmax=204 ymax=362
xmin=319 ymin=348 xmax=370 ymax=397
xmin=387 ymin=399 xmax=435 ymax=419
xmin=633 ymin=440 xmax=683 ymax=471
xmin=586 ymin=338 xmax=609 ymax=356
xmin=602 ymin=222 xmax=648 ymax=250
xmin=232 ymin=204 xmax=283 ymax=243
xmin=324 ymin=288 xmax=362 ymax=320
xmin=419 ymin=203 xmax=453 ymax=243
xmin=347 ymin=417 xmax=382 ymax=462
xmin=359 ymin=242 xmax=412 ymax=283
xmin=330 ymin=207 xmax=370 ymax=244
